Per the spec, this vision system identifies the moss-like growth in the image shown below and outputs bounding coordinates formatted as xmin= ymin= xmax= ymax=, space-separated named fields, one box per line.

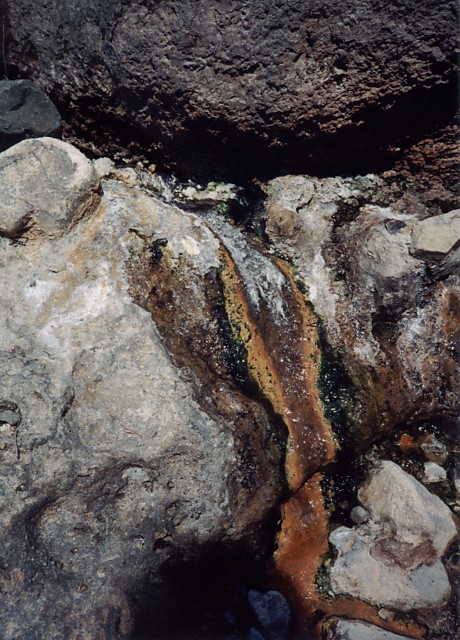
xmin=316 ymin=318 xmax=351 ymax=447
xmin=214 ymin=266 xmax=251 ymax=386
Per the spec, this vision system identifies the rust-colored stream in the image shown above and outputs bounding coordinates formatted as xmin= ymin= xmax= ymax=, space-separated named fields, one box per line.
xmin=218 ymin=240 xmax=425 ymax=639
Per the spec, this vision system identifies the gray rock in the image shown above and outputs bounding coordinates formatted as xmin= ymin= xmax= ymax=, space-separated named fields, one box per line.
xmin=421 ymin=434 xmax=448 ymax=464
xmin=248 ymin=590 xmax=291 ymax=640
xmin=0 ymin=137 xmax=101 ymax=240
xmin=358 ymin=461 xmax=457 ymax=556
xmin=411 ymin=209 xmax=460 ymax=259
xmin=423 ymin=461 xmax=447 ymax=483
xmin=325 ymin=618 xmax=416 ymax=640
xmin=264 ymin=174 xmax=460 ymax=447
xmin=0 ymin=139 xmax=282 ymax=639
xmin=5 ymin=1 xmax=457 ymax=176
xmin=350 ymin=506 xmax=369 ymax=524
xmin=0 ymin=79 xmax=61 ymax=151
xmin=329 ymin=461 xmax=458 ymax=612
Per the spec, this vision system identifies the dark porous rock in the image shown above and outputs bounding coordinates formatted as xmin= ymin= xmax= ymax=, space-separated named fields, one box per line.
xmin=4 ymin=0 xmax=458 ymax=179
xmin=0 ymin=79 xmax=61 ymax=151
xmin=248 ymin=589 xmax=291 ymax=640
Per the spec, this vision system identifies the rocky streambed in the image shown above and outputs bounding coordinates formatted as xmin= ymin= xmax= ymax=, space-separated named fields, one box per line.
xmin=0 ymin=1 xmax=459 ymax=639
xmin=0 ymin=136 xmax=458 ymax=640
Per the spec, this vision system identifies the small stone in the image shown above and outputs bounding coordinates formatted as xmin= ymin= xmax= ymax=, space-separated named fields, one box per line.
xmin=93 ymin=157 xmax=115 ymax=178
xmin=0 ymin=79 xmax=61 ymax=152
xmin=423 ymin=461 xmax=447 ymax=483
xmin=421 ymin=434 xmax=448 ymax=464
xmin=330 ymin=461 xmax=457 ymax=612
xmin=350 ymin=506 xmax=369 ymax=524
xmin=411 ymin=209 xmax=460 ymax=260
xmin=247 ymin=590 xmax=291 ymax=640
xmin=327 ymin=618 xmax=417 ymax=640
xmin=247 ymin=628 xmax=265 ymax=640
xmin=378 ymin=609 xmax=395 ymax=622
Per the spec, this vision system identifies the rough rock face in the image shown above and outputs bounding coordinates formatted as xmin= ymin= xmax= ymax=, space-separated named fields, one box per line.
xmin=3 ymin=0 xmax=458 ymax=177
xmin=329 ymin=461 xmax=458 ymax=611
xmin=264 ymin=175 xmax=460 ymax=446
xmin=0 ymin=79 xmax=61 ymax=151
xmin=0 ymin=138 xmax=283 ymax=639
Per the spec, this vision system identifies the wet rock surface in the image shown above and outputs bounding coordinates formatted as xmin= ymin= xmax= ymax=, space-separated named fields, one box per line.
xmin=0 ymin=138 xmax=283 ymax=639
xmin=264 ymin=175 xmax=460 ymax=447
xmin=0 ymin=129 xmax=458 ymax=638
xmin=3 ymin=0 xmax=458 ymax=178
xmin=0 ymin=79 xmax=61 ymax=151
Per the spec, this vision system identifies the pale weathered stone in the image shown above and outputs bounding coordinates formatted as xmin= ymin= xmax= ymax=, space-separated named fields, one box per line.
xmin=358 ymin=461 xmax=457 ymax=555
xmin=423 ymin=461 xmax=447 ymax=483
xmin=0 ymin=137 xmax=100 ymax=240
xmin=325 ymin=618 xmax=417 ymax=640
xmin=0 ymin=139 xmax=282 ymax=639
xmin=411 ymin=209 xmax=460 ymax=259
xmin=329 ymin=461 xmax=458 ymax=612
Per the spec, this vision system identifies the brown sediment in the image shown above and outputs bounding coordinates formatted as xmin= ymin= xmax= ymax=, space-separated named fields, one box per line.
xmin=218 ymin=245 xmax=336 ymax=490
xmin=272 ymin=474 xmax=425 ymax=640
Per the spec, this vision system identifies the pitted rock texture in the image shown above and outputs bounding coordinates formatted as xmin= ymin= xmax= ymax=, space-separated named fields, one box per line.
xmin=3 ymin=0 xmax=458 ymax=178
xmin=0 ymin=79 xmax=62 ymax=151
xmin=0 ymin=138 xmax=282 ymax=639
xmin=329 ymin=461 xmax=458 ymax=612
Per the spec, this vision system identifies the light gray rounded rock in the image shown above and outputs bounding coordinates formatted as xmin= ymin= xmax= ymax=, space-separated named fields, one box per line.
xmin=0 ymin=137 xmax=101 ymax=240
xmin=326 ymin=618 xmax=417 ymax=640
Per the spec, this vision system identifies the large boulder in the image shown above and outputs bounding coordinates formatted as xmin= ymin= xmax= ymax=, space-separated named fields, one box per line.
xmin=0 ymin=138 xmax=283 ymax=639
xmin=3 ymin=0 xmax=458 ymax=177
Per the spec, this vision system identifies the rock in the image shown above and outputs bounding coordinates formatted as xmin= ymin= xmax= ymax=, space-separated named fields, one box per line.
xmin=350 ymin=506 xmax=369 ymax=525
xmin=4 ymin=1 xmax=457 ymax=177
xmin=264 ymin=174 xmax=460 ymax=446
xmin=247 ymin=590 xmax=291 ymax=640
xmin=0 ymin=137 xmax=101 ymax=240
xmin=358 ymin=461 xmax=456 ymax=555
xmin=248 ymin=628 xmax=266 ymax=640
xmin=0 ymin=139 xmax=283 ymax=639
xmin=325 ymin=618 xmax=417 ymax=640
xmin=329 ymin=461 xmax=458 ymax=612
xmin=423 ymin=461 xmax=447 ymax=483
xmin=421 ymin=434 xmax=448 ymax=463
xmin=411 ymin=209 xmax=460 ymax=259
xmin=0 ymin=79 xmax=61 ymax=151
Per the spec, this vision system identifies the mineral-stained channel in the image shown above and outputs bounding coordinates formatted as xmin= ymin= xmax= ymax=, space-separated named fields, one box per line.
xmin=0 ymin=1 xmax=459 ymax=639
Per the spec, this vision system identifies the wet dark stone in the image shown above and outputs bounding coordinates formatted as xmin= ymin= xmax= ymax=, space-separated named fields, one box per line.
xmin=247 ymin=589 xmax=291 ymax=640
